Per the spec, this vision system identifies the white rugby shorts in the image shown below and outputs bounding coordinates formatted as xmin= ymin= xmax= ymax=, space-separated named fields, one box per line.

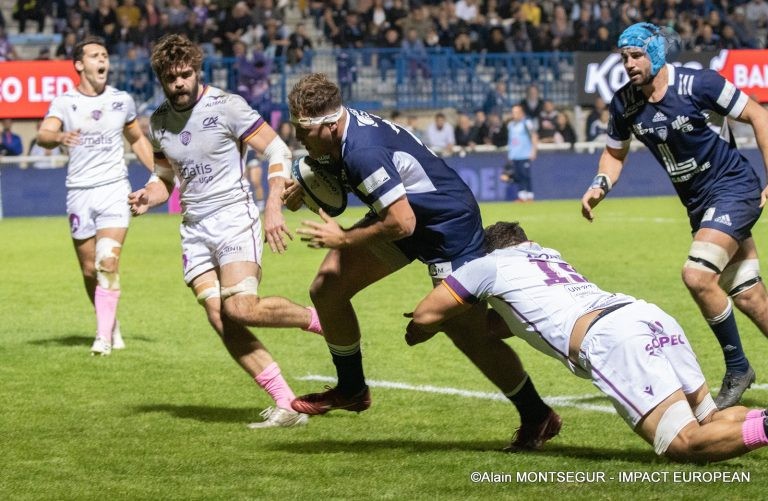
xmin=180 ymin=203 xmax=262 ymax=284
xmin=577 ymin=300 xmax=706 ymax=428
xmin=66 ymin=179 xmax=131 ymax=240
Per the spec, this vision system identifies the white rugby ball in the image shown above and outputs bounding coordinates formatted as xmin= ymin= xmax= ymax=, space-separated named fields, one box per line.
xmin=291 ymin=156 xmax=347 ymax=216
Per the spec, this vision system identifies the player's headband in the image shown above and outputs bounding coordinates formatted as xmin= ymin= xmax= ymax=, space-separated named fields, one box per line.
xmin=291 ymin=107 xmax=344 ymax=127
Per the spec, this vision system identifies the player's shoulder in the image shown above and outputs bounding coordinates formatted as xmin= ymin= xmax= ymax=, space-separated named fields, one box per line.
xmin=198 ymin=85 xmax=245 ymax=109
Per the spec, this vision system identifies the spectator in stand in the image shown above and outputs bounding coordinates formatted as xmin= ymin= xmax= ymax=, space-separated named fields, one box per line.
xmin=337 ymin=11 xmax=366 ymax=49
xmin=729 ymin=7 xmax=759 ymax=48
xmin=454 ymin=113 xmax=476 ymax=150
xmin=482 ymin=80 xmax=510 ymax=116
xmin=402 ymin=27 xmax=430 ymax=81
xmin=719 ymin=24 xmax=743 ymax=49
xmin=323 ymin=0 xmax=350 ymax=45
xmin=0 ymin=27 xmax=18 ymax=61
xmin=91 ymin=0 xmax=118 ymax=47
xmin=400 ymin=5 xmax=433 ymax=37
xmin=364 ymin=0 xmax=389 ymax=42
xmin=13 ymin=0 xmax=45 ymax=33
xmin=745 ymin=0 xmax=768 ymax=32
xmin=378 ymin=26 xmax=400 ymax=81
xmin=594 ymin=3 xmax=620 ymax=42
xmin=142 ymin=0 xmax=160 ymax=30
xmin=433 ymin=9 xmax=458 ymax=47
xmin=190 ymin=0 xmax=210 ymax=26
xmin=588 ymin=25 xmax=614 ymax=51
xmin=166 ymin=0 xmax=190 ymax=28
xmin=287 ymin=22 xmax=313 ymax=67
xmin=64 ymin=10 xmax=88 ymax=41
xmin=694 ymin=23 xmax=720 ymax=51
xmin=425 ymin=112 xmax=455 ymax=157
xmin=587 ymin=108 xmax=610 ymax=144
xmin=471 ymin=110 xmax=490 ymax=145
xmin=549 ymin=4 xmax=575 ymax=51
xmin=219 ymin=1 xmax=254 ymax=57
xmin=520 ymin=84 xmax=543 ymax=126
xmin=553 ymin=112 xmax=577 ymax=147
xmin=116 ymin=0 xmax=141 ymax=28
xmin=537 ymin=100 xmax=559 ymax=144
xmin=584 ymin=95 xmax=606 ymax=141
xmin=387 ymin=0 xmax=408 ymax=29
xmin=485 ymin=27 xmax=509 ymax=80
xmin=486 ymin=112 xmax=508 ymax=148
xmin=253 ymin=0 xmax=286 ymax=31
xmin=261 ymin=19 xmax=289 ymax=59
xmin=56 ymin=30 xmax=77 ymax=60
xmin=0 ymin=119 xmax=23 ymax=156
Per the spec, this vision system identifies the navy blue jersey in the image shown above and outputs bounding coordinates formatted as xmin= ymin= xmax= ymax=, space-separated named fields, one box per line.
xmin=607 ymin=64 xmax=762 ymax=212
xmin=337 ymin=107 xmax=484 ymax=264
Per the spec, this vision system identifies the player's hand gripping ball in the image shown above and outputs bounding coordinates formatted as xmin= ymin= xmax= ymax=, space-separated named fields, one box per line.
xmin=290 ymin=156 xmax=347 ymax=216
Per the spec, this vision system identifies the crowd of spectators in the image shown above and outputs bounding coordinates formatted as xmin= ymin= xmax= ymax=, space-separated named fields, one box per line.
xmin=0 ymin=0 xmax=764 ymax=66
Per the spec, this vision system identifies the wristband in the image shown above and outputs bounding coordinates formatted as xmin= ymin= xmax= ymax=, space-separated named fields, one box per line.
xmin=590 ymin=174 xmax=612 ymax=193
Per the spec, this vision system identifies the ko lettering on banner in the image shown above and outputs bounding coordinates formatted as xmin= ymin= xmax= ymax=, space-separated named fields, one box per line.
xmin=0 ymin=61 xmax=78 ymax=118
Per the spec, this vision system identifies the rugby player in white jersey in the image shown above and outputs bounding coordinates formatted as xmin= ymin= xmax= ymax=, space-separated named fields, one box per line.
xmin=37 ymin=36 xmax=154 ymax=356
xmin=407 ymin=221 xmax=768 ymax=463
xmin=128 ymin=34 xmax=320 ymax=428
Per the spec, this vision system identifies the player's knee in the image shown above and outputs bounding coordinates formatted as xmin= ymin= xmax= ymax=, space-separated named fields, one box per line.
xmin=653 ymin=400 xmax=698 ymax=461
xmin=220 ymin=277 xmax=259 ymax=325
xmin=681 ymin=266 xmax=717 ymax=294
xmin=310 ymin=271 xmax=352 ymax=304
xmin=95 ymin=237 xmax=122 ymax=290
xmin=721 ymin=259 xmax=763 ymax=300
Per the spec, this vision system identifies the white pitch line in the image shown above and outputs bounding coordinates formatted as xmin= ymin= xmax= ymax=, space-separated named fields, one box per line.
xmin=297 ymin=375 xmax=614 ymax=413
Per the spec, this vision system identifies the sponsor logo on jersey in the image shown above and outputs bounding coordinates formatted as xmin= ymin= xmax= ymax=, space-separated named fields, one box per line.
xmin=204 ymin=95 xmax=228 ymax=107
xmin=654 ymin=126 xmax=668 ymax=141
xmin=111 ymin=101 xmax=124 ymax=111
xmin=220 ymin=245 xmax=243 ymax=256
xmin=91 ymin=110 xmax=102 ymax=121
xmin=632 ymin=123 xmax=654 ymax=136
xmin=358 ymin=167 xmax=390 ymax=195
xmin=714 ymin=214 xmax=732 ymax=226
xmin=202 ymin=115 xmax=220 ymax=129
xmin=428 ymin=262 xmax=452 ymax=279
xmin=652 ymin=111 xmax=667 ymax=122
xmin=671 ymin=115 xmax=694 ymax=132
xmin=71 ymin=104 xmax=77 ymax=111
xmin=645 ymin=334 xmax=686 ymax=354
xmin=643 ymin=386 xmax=654 ymax=396
xmin=180 ymin=130 xmax=191 ymax=145
xmin=702 ymin=208 xmax=716 ymax=222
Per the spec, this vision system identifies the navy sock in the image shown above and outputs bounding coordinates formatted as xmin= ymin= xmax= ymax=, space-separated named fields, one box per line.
xmin=708 ymin=305 xmax=750 ymax=373
xmin=330 ymin=347 xmax=367 ymax=396
xmin=506 ymin=375 xmax=550 ymax=425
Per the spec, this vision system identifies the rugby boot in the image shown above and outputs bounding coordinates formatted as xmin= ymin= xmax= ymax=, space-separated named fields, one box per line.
xmin=291 ymin=386 xmax=371 ymax=415
xmin=714 ymin=366 xmax=756 ymax=409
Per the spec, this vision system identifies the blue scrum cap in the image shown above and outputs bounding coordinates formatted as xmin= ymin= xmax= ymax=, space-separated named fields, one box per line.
xmin=617 ymin=22 xmax=665 ymax=76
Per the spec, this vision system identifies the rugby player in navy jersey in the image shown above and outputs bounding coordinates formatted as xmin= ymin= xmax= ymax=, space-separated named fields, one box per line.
xmin=581 ymin=22 xmax=768 ymax=408
xmin=284 ymin=73 xmax=560 ymax=451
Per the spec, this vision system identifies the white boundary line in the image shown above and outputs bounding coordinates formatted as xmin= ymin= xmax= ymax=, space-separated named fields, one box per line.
xmin=297 ymin=375 xmax=615 ymax=414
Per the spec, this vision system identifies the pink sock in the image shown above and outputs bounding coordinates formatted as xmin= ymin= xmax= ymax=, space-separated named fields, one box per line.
xmin=95 ymin=286 xmax=120 ymax=343
xmin=746 ymin=409 xmax=766 ymax=420
xmin=741 ymin=418 xmax=768 ymax=450
xmin=255 ymin=362 xmax=296 ymax=410
xmin=303 ymin=306 xmax=323 ymax=335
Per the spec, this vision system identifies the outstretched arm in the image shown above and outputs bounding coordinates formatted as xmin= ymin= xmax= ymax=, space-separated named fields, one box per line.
xmin=580 ymin=145 xmax=628 ymax=222
xmin=737 ymin=98 xmax=768 ymax=208
xmin=405 ymin=282 xmax=472 ymax=346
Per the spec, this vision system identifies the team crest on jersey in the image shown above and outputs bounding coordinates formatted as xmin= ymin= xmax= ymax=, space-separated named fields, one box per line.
xmin=654 ymin=126 xmax=668 ymax=141
xmin=91 ymin=110 xmax=102 ymax=121
xmin=112 ymin=101 xmax=124 ymax=111
xmin=180 ymin=131 xmax=192 ymax=145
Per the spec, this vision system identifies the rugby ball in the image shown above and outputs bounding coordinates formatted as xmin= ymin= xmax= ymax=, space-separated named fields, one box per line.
xmin=291 ymin=156 xmax=347 ymax=216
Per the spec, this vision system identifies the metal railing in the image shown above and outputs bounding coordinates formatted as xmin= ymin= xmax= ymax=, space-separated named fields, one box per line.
xmin=110 ymin=49 xmax=576 ymax=115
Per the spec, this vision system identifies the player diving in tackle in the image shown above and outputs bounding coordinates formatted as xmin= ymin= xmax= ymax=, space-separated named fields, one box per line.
xmin=407 ymin=221 xmax=768 ymax=463
xmin=581 ymin=22 xmax=768 ymax=408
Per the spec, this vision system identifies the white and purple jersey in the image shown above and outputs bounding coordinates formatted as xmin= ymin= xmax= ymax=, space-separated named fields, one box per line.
xmin=149 ymin=86 xmax=260 ymax=222
xmin=337 ymin=108 xmax=484 ymax=264
xmin=608 ymin=64 xmax=762 ymax=212
xmin=46 ymin=85 xmax=137 ymax=189
xmin=443 ymin=242 xmax=634 ymax=376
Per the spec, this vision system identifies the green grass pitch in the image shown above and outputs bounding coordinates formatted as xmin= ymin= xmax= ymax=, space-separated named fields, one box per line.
xmin=1 ymin=197 xmax=766 ymax=499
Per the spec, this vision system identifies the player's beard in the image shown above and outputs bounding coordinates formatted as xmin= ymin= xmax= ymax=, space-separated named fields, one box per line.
xmin=167 ymin=80 xmax=200 ymax=111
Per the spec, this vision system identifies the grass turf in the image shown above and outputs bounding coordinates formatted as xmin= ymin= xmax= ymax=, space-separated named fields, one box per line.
xmin=1 ymin=197 xmax=766 ymax=499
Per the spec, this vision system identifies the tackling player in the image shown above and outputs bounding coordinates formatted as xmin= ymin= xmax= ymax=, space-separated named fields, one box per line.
xmin=128 ymin=34 xmax=320 ymax=429
xmin=37 ymin=36 xmax=154 ymax=356
xmin=407 ymin=221 xmax=768 ymax=463
xmin=285 ymin=73 xmax=561 ymax=451
xmin=581 ymin=23 xmax=768 ymax=408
